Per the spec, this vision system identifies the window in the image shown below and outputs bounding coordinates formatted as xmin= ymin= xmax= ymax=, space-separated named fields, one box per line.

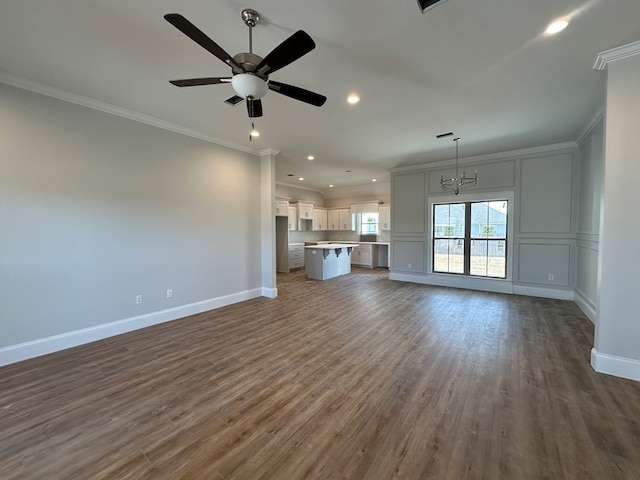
xmin=359 ymin=212 xmax=379 ymax=235
xmin=433 ymin=200 xmax=508 ymax=278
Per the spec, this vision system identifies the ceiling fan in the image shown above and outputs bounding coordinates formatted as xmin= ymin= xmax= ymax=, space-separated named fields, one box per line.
xmin=164 ymin=9 xmax=327 ymax=118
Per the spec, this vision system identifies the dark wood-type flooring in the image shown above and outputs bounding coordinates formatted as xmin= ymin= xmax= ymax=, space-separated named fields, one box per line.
xmin=1 ymin=268 xmax=640 ymax=479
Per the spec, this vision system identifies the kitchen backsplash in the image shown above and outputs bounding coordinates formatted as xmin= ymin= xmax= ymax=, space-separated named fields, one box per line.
xmin=289 ymin=229 xmax=390 ymax=244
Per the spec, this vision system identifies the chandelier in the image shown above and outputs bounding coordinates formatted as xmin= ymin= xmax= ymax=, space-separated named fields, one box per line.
xmin=440 ymin=137 xmax=477 ymax=195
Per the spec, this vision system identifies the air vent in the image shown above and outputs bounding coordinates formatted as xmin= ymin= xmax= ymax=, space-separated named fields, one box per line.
xmin=417 ymin=0 xmax=448 ymax=13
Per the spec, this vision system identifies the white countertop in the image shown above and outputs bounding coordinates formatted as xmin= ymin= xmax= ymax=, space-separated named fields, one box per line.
xmin=304 ymin=243 xmax=359 ymax=250
xmin=333 ymin=241 xmax=390 ymax=246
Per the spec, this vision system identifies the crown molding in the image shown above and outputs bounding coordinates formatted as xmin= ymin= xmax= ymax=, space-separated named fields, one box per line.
xmin=593 ymin=40 xmax=640 ymax=71
xmin=0 ymin=70 xmax=261 ymax=156
xmin=575 ymin=105 xmax=604 ymax=146
xmin=390 ymin=141 xmax=578 ymax=173
xmin=260 ymin=148 xmax=280 ymax=157
xmin=275 ymin=181 xmax=324 ymax=193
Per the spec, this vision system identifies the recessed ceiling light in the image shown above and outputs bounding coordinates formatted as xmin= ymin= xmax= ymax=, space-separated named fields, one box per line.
xmin=298 ymin=177 xmax=304 ymax=181
xmin=347 ymin=93 xmax=360 ymax=104
xmin=346 ymin=170 xmax=352 ymax=173
xmin=545 ymin=18 xmax=569 ymax=35
xmin=329 ymin=184 xmax=334 ymax=188
xmin=372 ymin=179 xmax=377 ymax=182
xmin=307 ymin=155 xmax=315 ymax=161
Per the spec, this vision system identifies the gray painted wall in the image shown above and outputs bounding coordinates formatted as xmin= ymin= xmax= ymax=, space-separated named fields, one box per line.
xmin=389 ymin=146 xmax=578 ymax=298
xmin=576 ymin=117 xmax=603 ymax=322
xmin=594 ymin=51 xmax=640 ymax=373
xmin=0 ymin=83 xmax=262 ymax=352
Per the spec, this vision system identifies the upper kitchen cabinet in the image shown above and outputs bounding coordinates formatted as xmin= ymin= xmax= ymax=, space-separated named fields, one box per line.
xmin=288 ymin=205 xmax=298 ymax=231
xmin=275 ymin=198 xmax=289 ymax=217
xmin=296 ymin=201 xmax=314 ymax=220
xmin=350 ymin=201 xmax=381 ymax=214
xmin=313 ymin=207 xmax=328 ymax=231
xmin=328 ymin=209 xmax=340 ymax=231
xmin=327 ymin=208 xmax=353 ymax=231
xmin=339 ymin=208 xmax=354 ymax=231
xmin=379 ymin=204 xmax=391 ymax=231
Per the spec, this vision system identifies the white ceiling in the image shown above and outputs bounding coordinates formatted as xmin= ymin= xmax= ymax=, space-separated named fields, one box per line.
xmin=1 ymin=1 xmax=639 ymax=193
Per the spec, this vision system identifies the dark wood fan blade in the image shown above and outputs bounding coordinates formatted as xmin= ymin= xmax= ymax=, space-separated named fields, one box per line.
xmin=256 ymin=30 xmax=315 ymax=76
xmin=268 ymin=81 xmax=326 ymax=107
xmin=247 ymin=98 xmax=263 ymax=118
xmin=169 ymin=77 xmax=231 ymax=87
xmin=164 ymin=14 xmax=242 ymax=71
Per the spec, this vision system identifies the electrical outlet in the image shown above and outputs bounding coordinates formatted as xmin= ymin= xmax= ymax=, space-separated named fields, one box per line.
xmin=166 ymin=289 xmax=173 ymax=299
xmin=408 ymin=263 xmax=412 ymax=269
xmin=548 ymin=274 xmax=554 ymax=281
xmin=135 ymin=294 xmax=143 ymax=304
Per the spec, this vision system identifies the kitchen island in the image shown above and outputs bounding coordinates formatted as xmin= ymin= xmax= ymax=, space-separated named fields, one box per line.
xmin=304 ymin=243 xmax=359 ymax=280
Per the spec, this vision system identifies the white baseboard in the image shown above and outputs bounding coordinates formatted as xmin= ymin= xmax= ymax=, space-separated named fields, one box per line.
xmin=0 ymin=287 xmax=264 ymax=367
xmin=591 ymin=348 xmax=640 ymax=382
xmin=389 ymin=273 xmax=577 ymax=302
xmin=389 ymin=272 xmax=514 ymax=294
xmin=574 ymin=290 xmax=597 ymax=324
xmin=512 ymin=285 xmax=575 ymax=300
xmin=262 ymin=287 xmax=278 ymax=298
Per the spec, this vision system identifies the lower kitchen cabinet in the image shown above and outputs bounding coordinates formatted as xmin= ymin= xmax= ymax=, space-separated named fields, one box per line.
xmin=351 ymin=244 xmax=378 ymax=268
xmin=288 ymin=243 xmax=305 ymax=270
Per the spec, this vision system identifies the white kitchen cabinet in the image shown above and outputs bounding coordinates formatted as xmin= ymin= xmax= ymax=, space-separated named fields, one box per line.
xmin=351 ymin=244 xmax=378 ymax=268
xmin=327 ymin=209 xmax=340 ymax=230
xmin=296 ymin=202 xmax=314 ymax=220
xmin=326 ymin=208 xmax=352 ymax=231
xmin=350 ymin=201 xmax=381 ymax=214
xmin=313 ymin=207 xmax=328 ymax=231
xmin=288 ymin=243 xmax=305 ymax=270
xmin=288 ymin=205 xmax=298 ymax=231
xmin=338 ymin=208 xmax=354 ymax=231
xmin=275 ymin=199 xmax=289 ymax=217
xmin=379 ymin=204 xmax=391 ymax=231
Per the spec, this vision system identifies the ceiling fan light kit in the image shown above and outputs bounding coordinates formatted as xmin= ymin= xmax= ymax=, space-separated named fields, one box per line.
xmin=164 ymin=9 xmax=326 ymax=119
xmin=231 ymin=73 xmax=268 ymax=99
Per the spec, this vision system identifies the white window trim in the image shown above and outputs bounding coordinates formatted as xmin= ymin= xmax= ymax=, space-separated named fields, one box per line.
xmin=355 ymin=212 xmax=379 ymax=235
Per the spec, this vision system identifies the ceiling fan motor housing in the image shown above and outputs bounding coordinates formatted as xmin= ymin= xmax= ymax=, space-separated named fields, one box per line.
xmin=233 ymin=52 xmax=264 ymax=75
